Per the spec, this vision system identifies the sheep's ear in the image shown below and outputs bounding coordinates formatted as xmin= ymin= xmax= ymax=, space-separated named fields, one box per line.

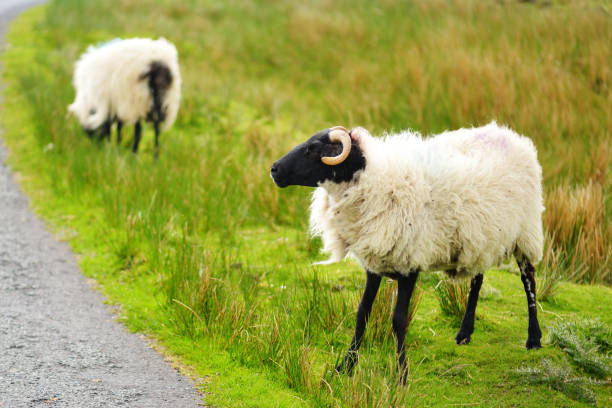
xmin=349 ymin=127 xmax=367 ymax=144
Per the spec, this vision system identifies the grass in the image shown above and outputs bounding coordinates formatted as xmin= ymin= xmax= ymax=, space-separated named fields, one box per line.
xmin=1 ymin=0 xmax=611 ymax=406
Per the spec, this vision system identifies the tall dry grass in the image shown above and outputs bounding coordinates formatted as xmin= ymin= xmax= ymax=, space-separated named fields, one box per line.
xmin=544 ymin=181 xmax=611 ymax=283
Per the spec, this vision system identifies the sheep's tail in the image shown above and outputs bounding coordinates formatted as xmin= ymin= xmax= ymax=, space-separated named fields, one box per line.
xmin=515 ymin=219 xmax=544 ymax=266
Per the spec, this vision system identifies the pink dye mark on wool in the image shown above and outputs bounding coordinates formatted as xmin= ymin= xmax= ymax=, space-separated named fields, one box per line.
xmin=474 ymin=132 xmax=508 ymax=151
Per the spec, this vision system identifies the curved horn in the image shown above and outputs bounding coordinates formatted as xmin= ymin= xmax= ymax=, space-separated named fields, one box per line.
xmin=321 ymin=127 xmax=351 ymax=165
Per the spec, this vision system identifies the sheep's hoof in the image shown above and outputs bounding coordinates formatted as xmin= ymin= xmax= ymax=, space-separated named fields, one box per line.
xmin=335 ymin=353 xmax=357 ymax=375
xmin=455 ymin=331 xmax=472 ymax=345
xmin=335 ymin=363 xmax=355 ymax=376
xmin=525 ymin=338 xmax=542 ymax=350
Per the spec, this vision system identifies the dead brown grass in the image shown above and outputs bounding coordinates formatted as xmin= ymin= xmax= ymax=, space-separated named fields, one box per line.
xmin=544 ymin=181 xmax=612 ymax=283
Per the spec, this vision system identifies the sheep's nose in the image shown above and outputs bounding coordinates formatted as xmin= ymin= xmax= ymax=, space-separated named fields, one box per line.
xmin=270 ymin=162 xmax=280 ymax=178
xmin=270 ymin=162 xmax=288 ymax=187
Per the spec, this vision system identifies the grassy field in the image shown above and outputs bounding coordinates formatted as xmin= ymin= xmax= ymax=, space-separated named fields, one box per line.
xmin=1 ymin=0 xmax=610 ymax=406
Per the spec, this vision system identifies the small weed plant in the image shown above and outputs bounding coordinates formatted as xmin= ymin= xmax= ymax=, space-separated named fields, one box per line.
xmin=516 ymin=359 xmax=603 ymax=406
xmin=548 ymin=319 xmax=611 ymax=379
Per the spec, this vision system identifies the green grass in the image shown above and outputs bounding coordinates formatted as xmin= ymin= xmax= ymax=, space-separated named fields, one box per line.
xmin=1 ymin=1 xmax=611 ymax=407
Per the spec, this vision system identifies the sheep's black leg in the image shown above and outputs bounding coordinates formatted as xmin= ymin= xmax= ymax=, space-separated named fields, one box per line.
xmin=116 ymin=120 xmax=123 ymax=145
xmin=153 ymin=119 xmax=160 ymax=159
xmin=132 ymin=120 xmax=142 ymax=153
xmin=455 ymin=273 xmax=484 ymax=345
xmin=393 ymin=270 xmax=419 ymax=384
xmin=517 ymin=255 xmax=542 ymax=349
xmin=336 ymin=270 xmax=381 ymax=375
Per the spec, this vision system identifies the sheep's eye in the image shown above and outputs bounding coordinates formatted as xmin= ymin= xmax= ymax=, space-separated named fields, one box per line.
xmin=306 ymin=141 xmax=324 ymax=157
xmin=89 ymin=108 xmax=97 ymax=115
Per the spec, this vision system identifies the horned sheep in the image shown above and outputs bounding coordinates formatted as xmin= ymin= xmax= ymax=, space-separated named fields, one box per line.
xmin=68 ymin=37 xmax=181 ymax=157
xmin=270 ymin=122 xmax=544 ymax=382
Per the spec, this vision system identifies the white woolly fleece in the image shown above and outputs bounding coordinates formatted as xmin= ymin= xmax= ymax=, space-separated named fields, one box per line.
xmin=68 ymin=37 xmax=181 ymax=131
xmin=310 ymin=122 xmax=544 ymax=277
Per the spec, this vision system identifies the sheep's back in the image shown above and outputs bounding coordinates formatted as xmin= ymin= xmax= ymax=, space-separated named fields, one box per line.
xmin=421 ymin=122 xmax=544 ymax=271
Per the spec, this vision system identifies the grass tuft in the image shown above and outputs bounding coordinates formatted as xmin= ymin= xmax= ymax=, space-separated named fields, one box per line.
xmin=537 ymin=233 xmax=565 ymax=301
xmin=434 ymin=275 xmax=469 ymax=320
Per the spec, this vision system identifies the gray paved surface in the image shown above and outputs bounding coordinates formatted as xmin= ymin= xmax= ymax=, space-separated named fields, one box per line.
xmin=0 ymin=1 xmax=202 ymax=407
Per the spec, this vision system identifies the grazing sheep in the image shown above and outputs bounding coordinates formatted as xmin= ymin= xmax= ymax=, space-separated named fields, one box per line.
xmin=68 ymin=37 xmax=181 ymax=157
xmin=270 ymin=122 xmax=544 ymax=382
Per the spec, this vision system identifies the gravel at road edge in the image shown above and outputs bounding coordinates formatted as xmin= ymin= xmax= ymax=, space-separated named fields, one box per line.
xmin=1 ymin=2 xmax=203 ymax=407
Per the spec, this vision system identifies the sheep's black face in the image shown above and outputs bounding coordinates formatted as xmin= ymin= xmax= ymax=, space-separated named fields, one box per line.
xmin=83 ymin=127 xmax=97 ymax=139
xmin=270 ymin=128 xmax=366 ymax=188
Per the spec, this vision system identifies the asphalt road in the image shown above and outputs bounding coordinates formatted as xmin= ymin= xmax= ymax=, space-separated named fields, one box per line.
xmin=0 ymin=2 xmax=202 ymax=407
